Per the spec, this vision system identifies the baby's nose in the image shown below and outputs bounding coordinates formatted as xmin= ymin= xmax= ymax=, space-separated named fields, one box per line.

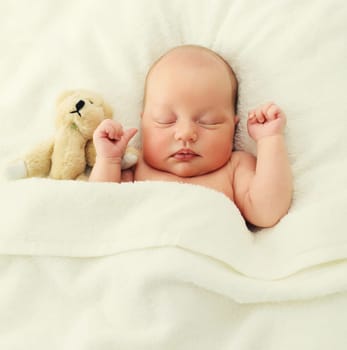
xmin=175 ymin=121 xmax=198 ymax=142
xmin=75 ymin=100 xmax=85 ymax=112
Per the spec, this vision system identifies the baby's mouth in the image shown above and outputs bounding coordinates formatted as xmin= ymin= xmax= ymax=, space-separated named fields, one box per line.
xmin=172 ymin=149 xmax=199 ymax=161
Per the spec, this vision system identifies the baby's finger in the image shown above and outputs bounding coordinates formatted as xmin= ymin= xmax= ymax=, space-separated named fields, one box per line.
xmin=248 ymin=111 xmax=258 ymax=123
xmin=255 ymin=109 xmax=265 ymax=124
xmin=122 ymin=128 xmax=138 ymax=144
xmin=261 ymin=102 xmax=275 ymax=113
xmin=105 ymin=122 xmax=124 ymax=141
xmin=103 ymin=128 xmax=121 ymax=142
xmin=260 ymin=102 xmax=276 ymax=120
xmin=265 ymin=104 xmax=280 ymax=121
xmin=248 ymin=114 xmax=257 ymax=125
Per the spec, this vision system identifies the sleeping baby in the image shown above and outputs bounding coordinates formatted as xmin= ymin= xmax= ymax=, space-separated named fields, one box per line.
xmin=89 ymin=45 xmax=293 ymax=228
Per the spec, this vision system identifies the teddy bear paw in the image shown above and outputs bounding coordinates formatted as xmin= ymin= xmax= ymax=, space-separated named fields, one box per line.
xmin=121 ymin=153 xmax=138 ymax=169
xmin=3 ymin=160 xmax=28 ymax=180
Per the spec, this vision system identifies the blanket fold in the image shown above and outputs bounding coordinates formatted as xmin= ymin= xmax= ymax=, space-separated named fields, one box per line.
xmin=1 ymin=179 xmax=347 ymax=304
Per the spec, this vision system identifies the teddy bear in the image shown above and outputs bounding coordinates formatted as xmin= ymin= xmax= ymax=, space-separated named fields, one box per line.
xmin=4 ymin=89 xmax=139 ymax=180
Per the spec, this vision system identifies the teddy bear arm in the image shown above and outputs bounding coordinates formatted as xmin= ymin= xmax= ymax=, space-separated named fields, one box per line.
xmin=122 ymin=146 xmax=139 ymax=169
xmin=25 ymin=139 xmax=54 ymax=177
xmin=85 ymin=140 xmax=96 ymax=167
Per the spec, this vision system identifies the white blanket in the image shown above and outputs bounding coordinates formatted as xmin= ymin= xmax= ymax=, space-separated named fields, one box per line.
xmin=1 ymin=179 xmax=347 ymax=348
xmin=1 ymin=0 xmax=347 ymax=349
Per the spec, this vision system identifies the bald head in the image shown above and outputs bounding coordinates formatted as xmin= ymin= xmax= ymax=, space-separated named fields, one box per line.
xmin=143 ymin=45 xmax=238 ymax=111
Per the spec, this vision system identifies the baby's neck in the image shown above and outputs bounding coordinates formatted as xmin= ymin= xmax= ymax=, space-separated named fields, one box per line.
xmin=134 ymin=155 xmax=235 ymax=201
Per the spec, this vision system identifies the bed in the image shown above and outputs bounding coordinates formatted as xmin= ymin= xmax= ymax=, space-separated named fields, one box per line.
xmin=1 ymin=0 xmax=347 ymax=348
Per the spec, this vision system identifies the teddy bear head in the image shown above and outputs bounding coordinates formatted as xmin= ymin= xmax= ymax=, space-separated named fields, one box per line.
xmin=55 ymin=89 xmax=113 ymax=139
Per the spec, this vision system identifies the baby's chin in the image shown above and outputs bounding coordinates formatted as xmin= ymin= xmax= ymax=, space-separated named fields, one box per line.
xmin=170 ymin=169 xmax=202 ymax=178
xmin=164 ymin=164 xmax=216 ymax=178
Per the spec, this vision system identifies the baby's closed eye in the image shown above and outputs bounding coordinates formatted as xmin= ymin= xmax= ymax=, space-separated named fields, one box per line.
xmin=197 ymin=115 xmax=224 ymax=126
xmin=155 ymin=118 xmax=176 ymax=126
xmin=154 ymin=113 xmax=177 ymax=125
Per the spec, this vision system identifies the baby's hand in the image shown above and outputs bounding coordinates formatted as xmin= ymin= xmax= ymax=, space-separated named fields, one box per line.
xmin=93 ymin=119 xmax=137 ymax=163
xmin=247 ymin=102 xmax=286 ymax=141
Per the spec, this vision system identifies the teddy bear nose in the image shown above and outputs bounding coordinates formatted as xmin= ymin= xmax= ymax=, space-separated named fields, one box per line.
xmin=75 ymin=100 xmax=85 ymax=112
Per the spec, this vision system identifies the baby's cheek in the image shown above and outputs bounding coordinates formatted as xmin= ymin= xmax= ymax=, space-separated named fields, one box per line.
xmin=208 ymin=137 xmax=232 ymax=164
xmin=147 ymin=131 xmax=167 ymax=149
xmin=142 ymin=131 xmax=169 ymax=162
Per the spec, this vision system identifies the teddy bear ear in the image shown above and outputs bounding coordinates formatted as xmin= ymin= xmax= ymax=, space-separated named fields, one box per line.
xmin=56 ymin=90 xmax=74 ymax=106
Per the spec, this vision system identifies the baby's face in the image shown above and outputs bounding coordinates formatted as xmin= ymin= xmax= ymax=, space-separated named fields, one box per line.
xmin=141 ymin=47 xmax=238 ymax=177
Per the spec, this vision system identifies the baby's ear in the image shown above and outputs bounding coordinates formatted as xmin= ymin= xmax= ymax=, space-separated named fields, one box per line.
xmin=234 ymin=115 xmax=240 ymax=124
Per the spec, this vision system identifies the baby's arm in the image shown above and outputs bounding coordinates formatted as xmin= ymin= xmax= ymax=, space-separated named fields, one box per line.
xmin=89 ymin=119 xmax=137 ymax=182
xmin=233 ymin=103 xmax=293 ymax=228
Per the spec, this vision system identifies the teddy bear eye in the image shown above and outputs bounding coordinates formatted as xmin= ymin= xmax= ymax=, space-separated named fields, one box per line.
xmin=88 ymin=99 xmax=94 ymax=104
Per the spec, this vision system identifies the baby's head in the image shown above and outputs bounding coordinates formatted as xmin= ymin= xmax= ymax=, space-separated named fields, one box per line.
xmin=141 ymin=45 xmax=239 ymax=177
xmin=143 ymin=45 xmax=238 ymax=112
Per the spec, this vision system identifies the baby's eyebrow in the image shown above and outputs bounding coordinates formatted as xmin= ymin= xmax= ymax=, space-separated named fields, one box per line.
xmin=147 ymin=101 xmax=169 ymax=109
xmin=151 ymin=104 xmax=174 ymax=114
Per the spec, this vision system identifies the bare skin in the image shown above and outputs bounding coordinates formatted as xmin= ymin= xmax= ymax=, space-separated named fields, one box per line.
xmin=90 ymin=46 xmax=293 ymax=228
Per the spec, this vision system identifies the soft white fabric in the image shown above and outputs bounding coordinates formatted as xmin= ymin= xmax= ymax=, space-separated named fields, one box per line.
xmin=1 ymin=179 xmax=347 ymax=349
xmin=1 ymin=0 xmax=347 ymax=348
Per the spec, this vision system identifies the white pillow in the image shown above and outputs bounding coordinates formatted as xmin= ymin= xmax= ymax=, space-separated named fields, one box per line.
xmin=1 ymin=0 xmax=346 ymax=211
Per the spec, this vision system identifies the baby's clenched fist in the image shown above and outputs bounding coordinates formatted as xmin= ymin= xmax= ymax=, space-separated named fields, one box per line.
xmin=93 ymin=119 xmax=137 ymax=162
xmin=247 ymin=102 xmax=286 ymax=141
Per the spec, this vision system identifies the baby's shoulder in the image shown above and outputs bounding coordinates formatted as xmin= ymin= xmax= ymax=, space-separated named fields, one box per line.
xmin=231 ymin=150 xmax=256 ymax=168
xmin=230 ymin=151 xmax=256 ymax=201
